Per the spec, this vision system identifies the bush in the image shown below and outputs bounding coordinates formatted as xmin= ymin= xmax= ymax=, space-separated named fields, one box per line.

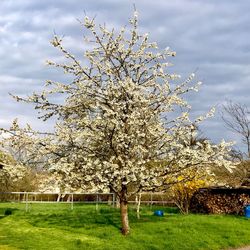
xmin=170 ymin=178 xmax=206 ymax=214
xmin=4 ymin=208 xmax=12 ymax=216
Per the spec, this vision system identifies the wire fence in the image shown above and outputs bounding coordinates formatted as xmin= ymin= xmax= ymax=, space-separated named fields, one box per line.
xmin=0 ymin=191 xmax=175 ymax=211
xmin=0 ymin=192 xmax=116 ymax=211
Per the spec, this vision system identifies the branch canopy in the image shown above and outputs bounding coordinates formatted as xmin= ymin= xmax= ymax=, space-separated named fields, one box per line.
xmin=1 ymin=11 xmax=235 ymax=196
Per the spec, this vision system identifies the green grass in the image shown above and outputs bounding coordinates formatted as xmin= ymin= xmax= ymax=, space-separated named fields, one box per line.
xmin=0 ymin=203 xmax=249 ymax=250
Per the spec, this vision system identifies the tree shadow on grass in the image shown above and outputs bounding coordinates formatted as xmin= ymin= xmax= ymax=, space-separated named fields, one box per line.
xmin=27 ymin=207 xmax=122 ymax=231
xmin=26 ymin=205 xmax=177 ymax=234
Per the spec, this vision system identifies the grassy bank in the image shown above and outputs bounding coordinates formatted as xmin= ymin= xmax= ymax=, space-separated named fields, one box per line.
xmin=0 ymin=203 xmax=249 ymax=250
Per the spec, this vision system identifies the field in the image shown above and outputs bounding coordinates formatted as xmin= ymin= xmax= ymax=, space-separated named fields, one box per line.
xmin=0 ymin=203 xmax=249 ymax=250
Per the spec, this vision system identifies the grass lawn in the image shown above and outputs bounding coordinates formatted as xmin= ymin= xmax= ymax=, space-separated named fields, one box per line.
xmin=0 ymin=203 xmax=249 ymax=250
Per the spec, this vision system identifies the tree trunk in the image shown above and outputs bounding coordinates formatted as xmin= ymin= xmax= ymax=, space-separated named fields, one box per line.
xmin=120 ymin=200 xmax=130 ymax=235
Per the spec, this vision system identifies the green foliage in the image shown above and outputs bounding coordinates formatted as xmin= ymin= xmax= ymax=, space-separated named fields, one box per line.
xmin=0 ymin=203 xmax=249 ymax=250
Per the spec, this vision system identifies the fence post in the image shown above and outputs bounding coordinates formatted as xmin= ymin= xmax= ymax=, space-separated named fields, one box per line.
xmin=96 ymin=194 xmax=99 ymax=211
xmin=25 ymin=192 xmax=28 ymax=212
xmin=112 ymin=193 xmax=115 ymax=208
xmin=71 ymin=193 xmax=73 ymax=210
xmin=150 ymin=192 xmax=153 ymax=210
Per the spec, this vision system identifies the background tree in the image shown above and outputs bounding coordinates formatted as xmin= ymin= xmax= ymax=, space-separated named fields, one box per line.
xmin=211 ymin=160 xmax=250 ymax=187
xmin=222 ymin=101 xmax=250 ymax=157
xmin=221 ymin=101 xmax=250 ymax=186
xmin=0 ymin=150 xmax=29 ymax=192
xmin=1 ymin=12 xmax=235 ymax=235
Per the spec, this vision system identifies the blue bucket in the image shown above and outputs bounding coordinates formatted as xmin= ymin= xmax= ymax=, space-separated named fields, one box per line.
xmin=244 ymin=205 xmax=250 ymax=218
xmin=154 ymin=210 xmax=164 ymax=216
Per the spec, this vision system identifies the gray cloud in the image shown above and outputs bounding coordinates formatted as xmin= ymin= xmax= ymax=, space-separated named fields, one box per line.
xmin=0 ymin=0 xmax=250 ymax=152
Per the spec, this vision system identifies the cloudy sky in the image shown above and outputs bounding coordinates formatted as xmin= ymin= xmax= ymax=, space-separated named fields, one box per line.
xmin=0 ymin=0 xmax=249 ymax=152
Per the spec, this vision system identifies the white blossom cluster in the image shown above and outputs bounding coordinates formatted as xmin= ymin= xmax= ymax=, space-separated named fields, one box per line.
xmin=0 ymin=150 xmax=26 ymax=187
